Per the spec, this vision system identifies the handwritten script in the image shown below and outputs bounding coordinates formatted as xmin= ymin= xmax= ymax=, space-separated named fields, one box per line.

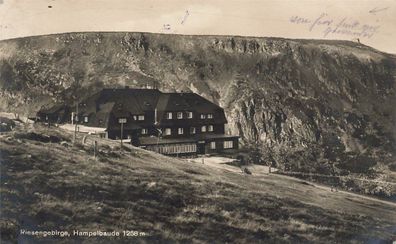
xmin=289 ymin=13 xmax=380 ymax=39
xmin=369 ymin=7 xmax=389 ymax=15
xmin=161 ymin=10 xmax=190 ymax=33
xmin=181 ymin=10 xmax=189 ymax=25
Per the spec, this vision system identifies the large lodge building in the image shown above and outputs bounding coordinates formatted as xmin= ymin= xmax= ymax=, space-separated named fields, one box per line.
xmin=37 ymin=87 xmax=239 ymax=155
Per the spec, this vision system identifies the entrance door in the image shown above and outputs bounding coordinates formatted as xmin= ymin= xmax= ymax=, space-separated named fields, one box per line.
xmin=197 ymin=142 xmax=205 ymax=154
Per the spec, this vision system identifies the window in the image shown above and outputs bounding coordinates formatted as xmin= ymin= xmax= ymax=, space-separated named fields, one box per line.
xmin=133 ymin=115 xmax=137 ymax=121
xmin=118 ymin=118 xmax=127 ymax=124
xmin=178 ymin=128 xmax=184 ymax=135
xmin=224 ymin=140 xmax=233 ymax=149
xmin=201 ymin=125 xmax=207 ymax=132
xmin=138 ymin=115 xmax=145 ymax=121
xmin=208 ymin=125 xmax=214 ymax=132
xmin=207 ymin=114 xmax=213 ymax=119
xmin=141 ymin=128 xmax=148 ymax=135
xmin=210 ymin=141 xmax=216 ymax=149
xmin=177 ymin=112 xmax=183 ymax=119
xmin=164 ymin=128 xmax=171 ymax=135
xmin=148 ymin=143 xmax=197 ymax=154
xmin=200 ymin=114 xmax=206 ymax=119
xmin=190 ymin=127 xmax=196 ymax=134
xmin=84 ymin=116 xmax=89 ymax=123
xmin=187 ymin=112 xmax=193 ymax=119
xmin=166 ymin=112 xmax=173 ymax=119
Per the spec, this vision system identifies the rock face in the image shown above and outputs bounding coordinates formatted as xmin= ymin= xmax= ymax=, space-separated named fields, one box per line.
xmin=0 ymin=32 xmax=395 ymax=181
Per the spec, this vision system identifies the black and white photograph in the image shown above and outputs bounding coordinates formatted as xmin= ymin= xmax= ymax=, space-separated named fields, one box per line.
xmin=0 ymin=0 xmax=395 ymax=243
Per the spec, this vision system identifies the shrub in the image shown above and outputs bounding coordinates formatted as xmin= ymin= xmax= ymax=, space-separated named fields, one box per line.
xmin=338 ymin=155 xmax=376 ymax=173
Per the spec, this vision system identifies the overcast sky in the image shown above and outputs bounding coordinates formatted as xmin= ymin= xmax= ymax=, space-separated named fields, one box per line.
xmin=0 ymin=0 xmax=395 ymax=53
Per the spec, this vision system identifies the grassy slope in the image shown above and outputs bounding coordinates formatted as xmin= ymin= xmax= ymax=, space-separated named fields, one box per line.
xmin=1 ymin=123 xmax=396 ymax=243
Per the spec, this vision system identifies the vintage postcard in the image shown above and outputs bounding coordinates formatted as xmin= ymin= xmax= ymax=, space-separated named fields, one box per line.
xmin=0 ymin=0 xmax=395 ymax=243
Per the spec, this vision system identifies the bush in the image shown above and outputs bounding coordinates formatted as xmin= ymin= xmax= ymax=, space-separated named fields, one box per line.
xmin=338 ymin=154 xmax=376 ymax=173
xmin=14 ymin=132 xmax=63 ymax=143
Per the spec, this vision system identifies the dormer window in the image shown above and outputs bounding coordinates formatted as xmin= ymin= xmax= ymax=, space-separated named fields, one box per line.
xmin=177 ymin=112 xmax=183 ymax=119
xmin=138 ymin=115 xmax=145 ymax=121
xmin=84 ymin=116 xmax=89 ymax=123
xmin=141 ymin=128 xmax=148 ymax=135
xmin=166 ymin=112 xmax=173 ymax=119
xmin=207 ymin=114 xmax=213 ymax=119
xmin=200 ymin=114 xmax=206 ymax=119
xmin=208 ymin=125 xmax=214 ymax=132
xmin=187 ymin=112 xmax=193 ymax=119
xmin=201 ymin=125 xmax=207 ymax=132
xmin=178 ymin=128 xmax=184 ymax=135
xmin=190 ymin=127 xmax=196 ymax=134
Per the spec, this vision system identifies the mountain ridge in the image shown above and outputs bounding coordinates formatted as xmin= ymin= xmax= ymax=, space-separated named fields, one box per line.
xmin=0 ymin=31 xmax=393 ymax=55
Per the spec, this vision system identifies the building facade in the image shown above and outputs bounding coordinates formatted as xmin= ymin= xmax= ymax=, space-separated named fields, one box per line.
xmin=37 ymin=87 xmax=239 ymax=155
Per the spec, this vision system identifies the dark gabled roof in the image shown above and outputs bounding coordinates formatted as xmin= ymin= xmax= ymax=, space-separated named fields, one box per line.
xmin=97 ymin=88 xmax=161 ymax=114
xmin=156 ymin=92 xmax=227 ymax=125
xmin=176 ymin=93 xmax=223 ymax=112
xmin=84 ymin=102 xmax=115 ymax=128
xmin=160 ymin=93 xmax=193 ymax=111
xmin=39 ymin=87 xmax=229 ymax=128
xmin=79 ymin=88 xmax=227 ymax=124
xmin=161 ymin=92 xmax=222 ymax=112
xmin=155 ymin=93 xmax=170 ymax=117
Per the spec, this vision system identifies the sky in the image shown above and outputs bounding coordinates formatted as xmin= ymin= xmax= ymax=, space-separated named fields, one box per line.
xmin=0 ymin=0 xmax=395 ymax=53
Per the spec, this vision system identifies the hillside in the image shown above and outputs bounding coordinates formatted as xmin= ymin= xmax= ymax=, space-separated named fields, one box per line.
xmin=0 ymin=32 xmax=395 ymax=195
xmin=1 ymin=122 xmax=396 ymax=243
